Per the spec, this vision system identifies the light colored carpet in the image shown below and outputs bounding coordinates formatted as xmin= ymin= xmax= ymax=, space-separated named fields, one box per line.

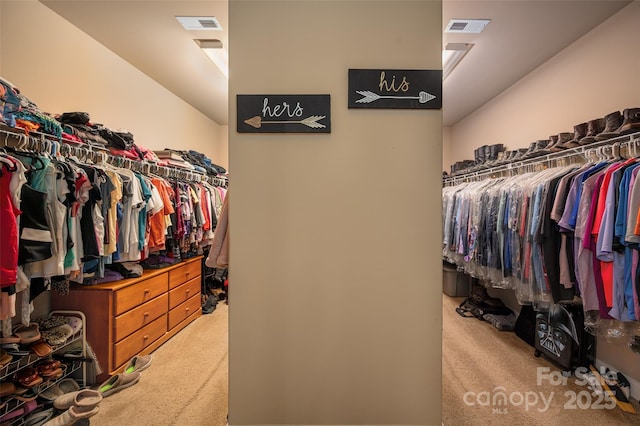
xmin=442 ymin=294 xmax=638 ymax=425
xmin=89 ymin=303 xmax=228 ymax=426
xmin=81 ymin=294 xmax=639 ymax=425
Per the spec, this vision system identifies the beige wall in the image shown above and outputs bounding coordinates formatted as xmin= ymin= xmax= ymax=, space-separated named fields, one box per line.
xmin=443 ymin=126 xmax=453 ymax=174
xmin=447 ymin=0 xmax=640 ymax=167
xmin=0 ymin=0 xmax=227 ymax=170
xmin=217 ymin=125 xmax=230 ymax=172
xmin=229 ymin=1 xmax=442 ymax=424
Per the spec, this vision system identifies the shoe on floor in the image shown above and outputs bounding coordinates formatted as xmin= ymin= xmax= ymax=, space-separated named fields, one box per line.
xmin=616 ymin=371 xmax=631 ymax=399
xmin=24 ymin=407 xmax=55 ymax=426
xmin=123 ymin=354 xmax=152 ymax=374
xmin=41 ymin=405 xmax=99 ymax=426
xmin=53 ymin=389 xmax=103 ymax=410
xmin=40 ymin=378 xmax=81 ymax=401
xmin=98 ymin=372 xmax=141 ymax=397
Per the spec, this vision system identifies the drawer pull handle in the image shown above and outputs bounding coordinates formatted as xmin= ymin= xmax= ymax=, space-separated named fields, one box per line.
xmin=143 ymin=312 xmax=149 ymax=317
xmin=143 ymin=335 xmax=149 ymax=340
xmin=186 ymin=271 xmax=191 ymax=276
xmin=185 ymin=308 xmax=190 ymax=312
xmin=144 ymin=288 xmax=150 ymax=294
xmin=185 ymin=289 xmax=190 ymax=294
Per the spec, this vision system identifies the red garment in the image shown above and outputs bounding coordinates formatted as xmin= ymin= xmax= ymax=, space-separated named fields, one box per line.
xmin=0 ymin=160 xmax=22 ymax=287
xmin=199 ymin=184 xmax=211 ymax=232
xmin=136 ymin=145 xmax=158 ymax=162
xmin=62 ymin=132 xmax=84 ymax=144
xmin=591 ymin=160 xmax=633 ymax=306
xmin=108 ymin=148 xmax=139 ymax=160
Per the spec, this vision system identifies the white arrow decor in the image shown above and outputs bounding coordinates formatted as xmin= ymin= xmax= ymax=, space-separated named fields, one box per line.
xmin=244 ymin=115 xmax=327 ymax=129
xmin=355 ymin=90 xmax=436 ymax=104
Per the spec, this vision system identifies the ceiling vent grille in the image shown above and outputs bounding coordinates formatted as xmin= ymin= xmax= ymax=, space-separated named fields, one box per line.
xmin=445 ymin=19 xmax=490 ymax=34
xmin=176 ymin=16 xmax=222 ymax=31
xmin=450 ymin=22 xmax=468 ymax=31
xmin=199 ymin=19 xmax=219 ymax=29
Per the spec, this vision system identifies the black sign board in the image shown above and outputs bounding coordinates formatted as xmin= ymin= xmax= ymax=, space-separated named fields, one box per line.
xmin=237 ymin=95 xmax=331 ymax=133
xmin=348 ymin=69 xmax=442 ymax=109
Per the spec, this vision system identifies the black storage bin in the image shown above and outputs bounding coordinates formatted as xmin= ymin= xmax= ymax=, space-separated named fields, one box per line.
xmin=442 ymin=261 xmax=471 ymax=297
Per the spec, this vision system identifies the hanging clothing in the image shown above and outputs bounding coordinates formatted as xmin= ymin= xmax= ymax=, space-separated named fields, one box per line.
xmin=206 ymin=191 xmax=229 ymax=268
xmin=443 ymin=161 xmax=640 ymax=321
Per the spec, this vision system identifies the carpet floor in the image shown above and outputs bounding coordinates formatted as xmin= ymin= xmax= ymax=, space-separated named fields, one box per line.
xmin=442 ymin=293 xmax=638 ymax=425
xmin=89 ymin=303 xmax=228 ymax=426
xmin=84 ymin=294 xmax=638 ymax=425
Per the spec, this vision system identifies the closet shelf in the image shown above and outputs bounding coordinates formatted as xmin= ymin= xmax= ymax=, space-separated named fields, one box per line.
xmin=444 ymin=131 xmax=640 ymax=186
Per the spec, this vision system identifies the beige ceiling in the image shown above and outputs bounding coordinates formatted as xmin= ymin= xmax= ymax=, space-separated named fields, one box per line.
xmin=443 ymin=0 xmax=631 ymax=127
xmin=41 ymin=0 xmax=632 ymax=128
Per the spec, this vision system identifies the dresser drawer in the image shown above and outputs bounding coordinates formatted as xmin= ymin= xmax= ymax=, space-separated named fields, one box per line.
xmin=114 ymin=274 xmax=168 ymax=315
xmin=168 ymin=276 xmax=200 ymax=310
xmin=114 ymin=293 xmax=168 ymax=342
xmin=168 ymin=260 xmax=201 ymax=289
xmin=114 ymin=314 xmax=167 ymax=370
xmin=168 ymin=294 xmax=201 ymax=330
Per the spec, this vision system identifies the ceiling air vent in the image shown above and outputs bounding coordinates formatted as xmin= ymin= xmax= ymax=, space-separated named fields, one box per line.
xmin=176 ymin=16 xmax=223 ymax=31
xmin=445 ymin=19 xmax=490 ymax=34
xmin=450 ymin=22 xmax=468 ymax=31
xmin=199 ymin=19 xmax=219 ymax=29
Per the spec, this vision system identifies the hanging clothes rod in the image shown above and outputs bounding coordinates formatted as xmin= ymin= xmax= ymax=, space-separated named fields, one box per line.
xmin=0 ymin=125 xmax=225 ymax=186
xmin=443 ymin=131 xmax=640 ymax=186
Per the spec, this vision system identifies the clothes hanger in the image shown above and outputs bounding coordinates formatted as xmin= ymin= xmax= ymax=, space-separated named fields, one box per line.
xmin=5 ymin=145 xmax=46 ymax=170
xmin=0 ymin=152 xmax=18 ymax=172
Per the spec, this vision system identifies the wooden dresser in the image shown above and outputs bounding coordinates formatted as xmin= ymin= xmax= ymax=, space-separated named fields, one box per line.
xmin=50 ymin=256 xmax=202 ymax=382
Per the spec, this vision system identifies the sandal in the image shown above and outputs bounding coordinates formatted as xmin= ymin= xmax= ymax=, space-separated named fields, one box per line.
xmin=123 ymin=354 xmax=152 ymax=374
xmin=41 ymin=324 xmax=73 ymax=346
xmin=35 ymin=315 xmax=69 ymax=330
xmin=41 ymin=405 xmax=99 ymax=426
xmin=30 ymin=340 xmax=53 ymax=357
xmin=44 ymin=364 xmax=67 ymax=382
xmin=0 ymin=333 xmax=21 ymax=344
xmin=35 ymin=359 xmax=62 ymax=376
xmin=13 ymin=385 xmax=42 ymax=402
xmin=98 ymin=372 xmax=141 ymax=397
xmin=0 ymin=348 xmax=12 ymax=367
xmin=39 ymin=378 xmax=80 ymax=402
xmin=0 ymin=381 xmax=15 ymax=398
xmin=24 ymin=407 xmax=55 ymax=426
xmin=53 ymin=389 xmax=102 ymax=410
xmin=65 ymin=316 xmax=83 ymax=335
xmin=2 ymin=342 xmax=30 ymax=356
xmin=14 ymin=323 xmax=41 ymax=344
xmin=14 ymin=366 xmax=42 ymax=388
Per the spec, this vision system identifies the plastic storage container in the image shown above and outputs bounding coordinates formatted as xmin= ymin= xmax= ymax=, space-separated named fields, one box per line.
xmin=442 ymin=261 xmax=471 ymax=297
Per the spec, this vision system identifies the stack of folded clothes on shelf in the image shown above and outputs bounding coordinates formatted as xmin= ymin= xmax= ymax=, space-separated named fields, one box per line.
xmin=56 ymin=112 xmax=109 ymax=148
xmin=1 ymin=77 xmax=64 ymax=139
xmin=154 ymin=152 xmax=197 ymax=171
xmin=0 ymin=77 xmax=22 ymax=127
xmin=154 ymin=148 xmax=226 ymax=176
xmin=1 ymin=76 xmax=162 ymax=166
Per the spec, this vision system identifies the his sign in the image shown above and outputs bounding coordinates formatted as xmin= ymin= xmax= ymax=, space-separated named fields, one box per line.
xmin=348 ymin=69 xmax=442 ymax=109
